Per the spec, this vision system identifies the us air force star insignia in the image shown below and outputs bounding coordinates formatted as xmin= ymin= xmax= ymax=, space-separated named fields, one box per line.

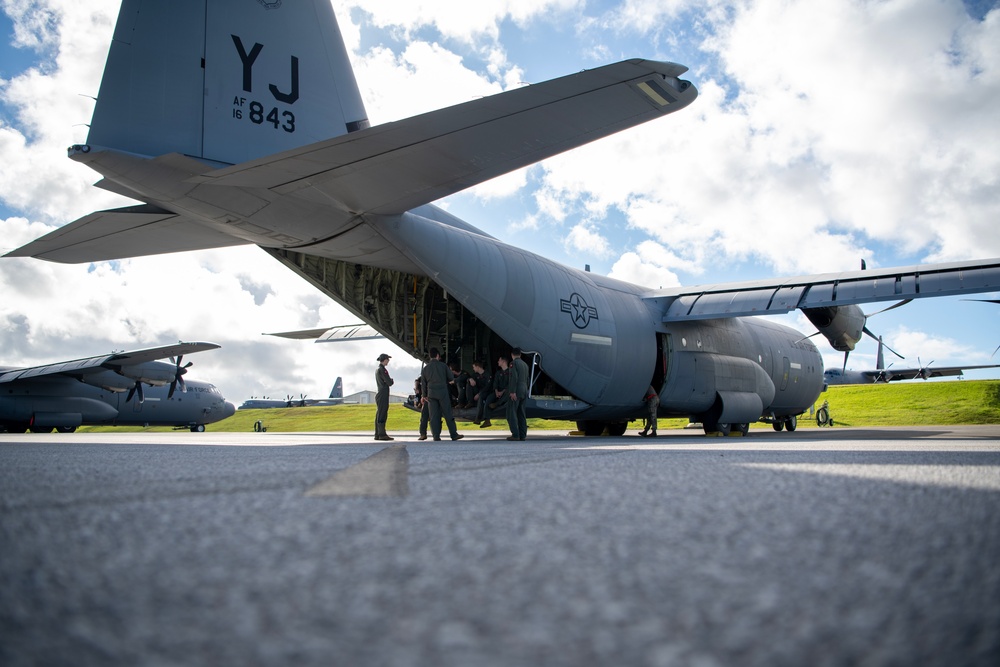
xmin=560 ymin=293 xmax=599 ymax=329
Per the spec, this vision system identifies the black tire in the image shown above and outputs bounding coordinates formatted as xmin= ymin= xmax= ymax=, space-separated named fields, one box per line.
xmin=577 ymin=420 xmax=606 ymax=436
xmin=55 ymin=426 xmax=77 ymax=433
xmin=191 ymin=424 xmax=206 ymax=433
xmin=772 ymin=421 xmax=784 ymax=432
xmin=786 ymin=415 xmax=798 ymax=432
xmin=607 ymin=422 xmax=628 ymax=437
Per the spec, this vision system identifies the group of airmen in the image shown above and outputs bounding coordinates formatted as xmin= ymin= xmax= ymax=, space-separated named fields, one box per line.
xmin=374 ymin=348 xmax=530 ymax=442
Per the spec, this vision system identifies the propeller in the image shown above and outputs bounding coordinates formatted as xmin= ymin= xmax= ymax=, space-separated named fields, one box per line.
xmin=913 ymin=357 xmax=936 ymax=380
xmin=167 ymin=355 xmax=192 ymax=398
xmin=125 ymin=380 xmax=144 ymax=404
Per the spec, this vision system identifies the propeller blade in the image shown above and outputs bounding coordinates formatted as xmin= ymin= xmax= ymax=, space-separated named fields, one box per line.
xmin=167 ymin=355 xmax=190 ymax=398
xmin=126 ymin=381 xmax=144 ymax=404
xmin=865 ymin=299 xmax=913 ymax=318
xmin=862 ymin=327 xmax=905 ymax=359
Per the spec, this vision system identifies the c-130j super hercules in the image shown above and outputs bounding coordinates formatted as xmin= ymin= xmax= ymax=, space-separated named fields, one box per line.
xmin=7 ymin=0 xmax=1000 ymax=436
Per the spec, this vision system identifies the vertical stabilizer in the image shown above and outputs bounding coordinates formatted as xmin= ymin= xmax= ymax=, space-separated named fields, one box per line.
xmin=330 ymin=377 xmax=343 ymax=400
xmin=87 ymin=0 xmax=368 ymax=165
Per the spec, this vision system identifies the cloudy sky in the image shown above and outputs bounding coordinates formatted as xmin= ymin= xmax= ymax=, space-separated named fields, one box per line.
xmin=1 ymin=0 xmax=999 ymax=407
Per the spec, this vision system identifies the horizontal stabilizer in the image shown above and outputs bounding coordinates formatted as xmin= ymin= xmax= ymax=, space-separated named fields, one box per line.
xmin=5 ymin=205 xmax=251 ymax=264
xmin=195 ymin=59 xmax=697 ymax=215
xmin=0 ymin=342 xmax=220 ymax=383
xmin=265 ymin=323 xmax=383 ymax=342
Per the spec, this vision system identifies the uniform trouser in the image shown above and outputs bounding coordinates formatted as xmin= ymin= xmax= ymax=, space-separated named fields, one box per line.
xmin=419 ymin=403 xmax=429 ymax=436
xmin=428 ymin=396 xmax=458 ymax=438
xmin=474 ymin=393 xmax=488 ymax=421
xmin=643 ymin=413 xmax=658 ymax=432
xmin=375 ymin=392 xmax=389 ymax=437
xmin=506 ymin=396 xmax=527 ymax=439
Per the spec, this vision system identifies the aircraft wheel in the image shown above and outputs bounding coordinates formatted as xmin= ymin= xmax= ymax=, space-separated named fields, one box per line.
xmin=772 ymin=421 xmax=784 ymax=432
xmin=191 ymin=424 xmax=206 ymax=433
xmin=55 ymin=426 xmax=77 ymax=433
xmin=707 ymin=422 xmax=732 ymax=436
xmin=29 ymin=426 xmax=54 ymax=433
xmin=607 ymin=421 xmax=628 ymax=437
xmin=738 ymin=423 xmax=749 ymax=436
xmin=577 ymin=420 xmax=606 ymax=436
xmin=786 ymin=415 xmax=797 ymax=432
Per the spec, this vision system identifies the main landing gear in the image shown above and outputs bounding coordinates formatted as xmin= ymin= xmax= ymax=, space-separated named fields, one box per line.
xmin=702 ymin=422 xmax=751 ymax=437
xmin=770 ymin=415 xmax=798 ymax=432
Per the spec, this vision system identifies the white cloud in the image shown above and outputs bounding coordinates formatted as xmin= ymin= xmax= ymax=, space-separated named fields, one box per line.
xmin=565 ymin=222 xmax=611 ymax=257
xmin=530 ymin=0 xmax=1000 ymax=279
xmin=607 ymin=242 xmax=684 ymax=289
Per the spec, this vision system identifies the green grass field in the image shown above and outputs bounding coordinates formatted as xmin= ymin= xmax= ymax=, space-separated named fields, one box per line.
xmin=77 ymin=380 xmax=1000 ymax=433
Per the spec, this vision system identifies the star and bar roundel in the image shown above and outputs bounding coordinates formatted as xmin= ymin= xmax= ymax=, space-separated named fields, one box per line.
xmin=560 ymin=293 xmax=599 ymax=329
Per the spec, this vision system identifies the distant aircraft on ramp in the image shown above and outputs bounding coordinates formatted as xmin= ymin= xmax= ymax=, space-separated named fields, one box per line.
xmin=824 ymin=337 xmax=1000 ymax=385
xmin=239 ymin=377 xmax=345 ymax=409
xmin=0 ymin=343 xmax=235 ymax=432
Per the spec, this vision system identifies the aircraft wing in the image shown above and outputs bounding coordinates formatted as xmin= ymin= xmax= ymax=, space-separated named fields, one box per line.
xmin=880 ymin=364 xmax=1000 ymax=382
xmin=4 ymin=205 xmax=250 ymax=263
xmin=193 ymin=59 xmax=697 ymax=216
xmin=645 ymin=258 xmax=1000 ymax=320
xmin=0 ymin=342 xmax=220 ymax=383
xmin=265 ymin=324 xmax=383 ymax=342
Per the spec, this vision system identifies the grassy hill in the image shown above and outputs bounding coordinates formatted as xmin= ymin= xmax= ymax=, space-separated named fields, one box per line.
xmin=77 ymin=380 xmax=1000 ymax=433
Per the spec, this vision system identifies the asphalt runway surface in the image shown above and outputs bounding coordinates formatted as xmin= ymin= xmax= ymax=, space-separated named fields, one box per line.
xmin=2 ymin=426 xmax=999 ymax=666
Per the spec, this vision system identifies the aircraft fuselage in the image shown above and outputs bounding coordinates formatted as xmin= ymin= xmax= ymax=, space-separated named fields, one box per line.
xmin=0 ymin=373 xmax=235 ymax=433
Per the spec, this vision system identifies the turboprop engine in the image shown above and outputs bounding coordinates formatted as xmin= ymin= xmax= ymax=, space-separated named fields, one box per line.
xmin=801 ymin=305 xmax=865 ymax=352
xmin=113 ymin=362 xmax=179 ymax=386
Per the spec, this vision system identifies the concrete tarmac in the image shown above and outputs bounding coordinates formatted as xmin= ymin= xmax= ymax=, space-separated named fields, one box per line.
xmin=2 ymin=426 xmax=999 ymax=666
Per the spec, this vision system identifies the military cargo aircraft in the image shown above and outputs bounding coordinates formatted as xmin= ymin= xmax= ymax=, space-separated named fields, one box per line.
xmin=823 ymin=337 xmax=1000 ymax=386
xmin=238 ymin=377 xmax=344 ymax=409
xmin=6 ymin=0 xmax=1000 ymax=435
xmin=0 ymin=343 xmax=235 ymax=432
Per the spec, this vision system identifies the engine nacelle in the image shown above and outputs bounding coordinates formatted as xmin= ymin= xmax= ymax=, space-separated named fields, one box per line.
xmin=79 ymin=369 xmax=133 ymax=392
xmin=801 ymin=305 xmax=865 ymax=352
xmin=113 ymin=361 xmax=178 ymax=386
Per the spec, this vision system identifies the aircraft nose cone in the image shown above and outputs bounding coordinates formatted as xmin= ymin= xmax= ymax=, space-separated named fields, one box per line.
xmin=221 ymin=401 xmax=236 ymax=418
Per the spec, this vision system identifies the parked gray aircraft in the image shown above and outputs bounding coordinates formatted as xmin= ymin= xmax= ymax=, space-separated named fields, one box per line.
xmin=238 ymin=377 xmax=344 ymax=409
xmin=824 ymin=337 xmax=1000 ymax=385
xmin=6 ymin=0 xmax=1000 ymax=435
xmin=0 ymin=343 xmax=235 ymax=432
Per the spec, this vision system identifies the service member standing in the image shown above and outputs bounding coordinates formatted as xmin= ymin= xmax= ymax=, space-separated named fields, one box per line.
xmin=507 ymin=347 xmax=529 ymax=441
xmin=420 ymin=348 xmax=464 ymax=441
xmin=374 ymin=353 xmax=394 ymax=441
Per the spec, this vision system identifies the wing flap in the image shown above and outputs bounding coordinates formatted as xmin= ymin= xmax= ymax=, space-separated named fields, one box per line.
xmin=653 ymin=259 xmax=1000 ymax=321
xmin=195 ymin=59 xmax=697 ymax=215
xmin=4 ymin=205 xmax=251 ymax=264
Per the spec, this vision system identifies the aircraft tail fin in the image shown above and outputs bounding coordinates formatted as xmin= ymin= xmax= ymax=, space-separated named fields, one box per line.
xmin=87 ymin=0 xmax=369 ymax=165
xmin=330 ymin=377 xmax=343 ymax=400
